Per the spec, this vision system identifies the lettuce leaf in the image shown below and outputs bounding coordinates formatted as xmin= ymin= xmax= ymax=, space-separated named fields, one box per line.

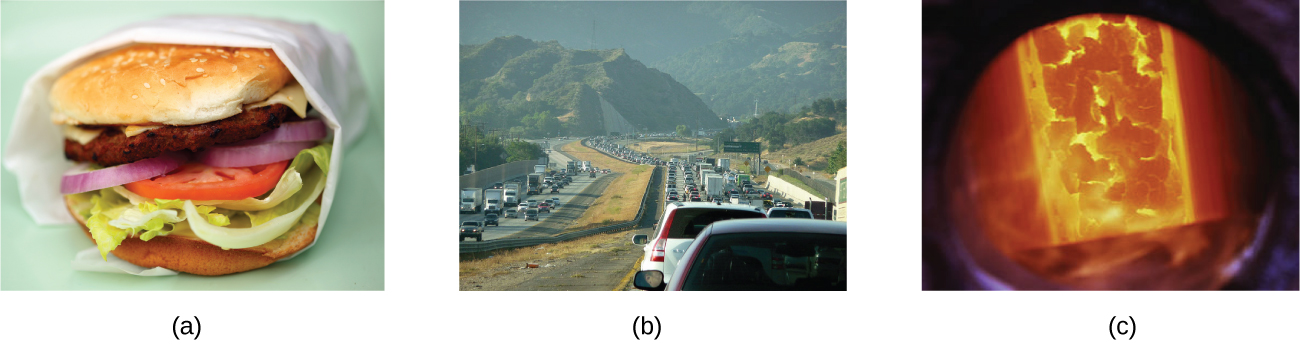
xmin=85 ymin=188 xmax=133 ymax=260
xmin=186 ymin=144 xmax=331 ymax=249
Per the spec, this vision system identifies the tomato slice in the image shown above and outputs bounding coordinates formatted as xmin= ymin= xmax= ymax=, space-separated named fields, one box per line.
xmin=124 ymin=160 xmax=290 ymax=201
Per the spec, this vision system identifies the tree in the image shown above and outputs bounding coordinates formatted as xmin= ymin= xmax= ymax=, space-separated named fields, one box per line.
xmin=676 ymin=124 xmax=689 ymax=138
xmin=767 ymin=133 xmax=786 ymax=152
xmin=825 ymin=139 xmax=847 ymax=172
xmin=793 ymin=157 xmax=805 ymax=167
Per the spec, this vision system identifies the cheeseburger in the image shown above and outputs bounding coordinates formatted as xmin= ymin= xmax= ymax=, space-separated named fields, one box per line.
xmin=54 ymin=44 xmax=332 ymax=275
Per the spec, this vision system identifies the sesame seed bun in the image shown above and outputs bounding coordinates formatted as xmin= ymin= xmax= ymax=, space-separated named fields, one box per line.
xmin=64 ymin=194 xmax=319 ymax=276
xmin=49 ymin=44 xmax=292 ymax=126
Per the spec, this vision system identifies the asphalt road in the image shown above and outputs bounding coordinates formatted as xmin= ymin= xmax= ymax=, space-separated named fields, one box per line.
xmin=458 ymin=138 xmax=608 ymax=241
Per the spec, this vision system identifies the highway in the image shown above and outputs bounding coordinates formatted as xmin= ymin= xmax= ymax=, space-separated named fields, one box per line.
xmin=458 ymin=138 xmax=611 ymax=241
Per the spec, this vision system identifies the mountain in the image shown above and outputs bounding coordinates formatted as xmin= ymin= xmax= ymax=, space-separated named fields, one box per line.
xmin=460 ymin=36 xmax=725 ymax=136
xmin=459 ymin=1 xmax=846 ymax=64
xmin=651 ymin=15 xmax=846 ymax=118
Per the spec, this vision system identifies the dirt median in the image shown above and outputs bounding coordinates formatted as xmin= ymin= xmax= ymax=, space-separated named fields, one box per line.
xmin=460 ymin=228 xmax=648 ymax=291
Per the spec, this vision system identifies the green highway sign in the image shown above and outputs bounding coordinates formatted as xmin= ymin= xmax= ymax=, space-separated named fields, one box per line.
xmin=722 ymin=141 xmax=761 ymax=153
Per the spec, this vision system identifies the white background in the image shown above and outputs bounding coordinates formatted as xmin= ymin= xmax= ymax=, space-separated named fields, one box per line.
xmin=1 ymin=1 xmax=1296 ymax=349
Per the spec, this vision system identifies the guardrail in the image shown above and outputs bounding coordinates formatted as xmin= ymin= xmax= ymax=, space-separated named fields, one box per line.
xmin=460 ymin=153 xmax=661 ymax=254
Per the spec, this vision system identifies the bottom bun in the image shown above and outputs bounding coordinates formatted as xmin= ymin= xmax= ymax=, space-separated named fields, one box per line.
xmin=65 ymin=196 xmax=319 ymax=276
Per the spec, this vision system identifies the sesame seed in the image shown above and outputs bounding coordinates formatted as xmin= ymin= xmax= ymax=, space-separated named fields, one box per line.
xmin=258 ymin=65 xmax=265 ymax=69
xmin=160 ymin=78 xmax=166 ymax=86
xmin=194 ymin=53 xmax=202 ymax=56
xmin=243 ymin=53 xmax=250 ymax=58
xmin=140 ymin=63 xmax=148 ymax=67
xmin=231 ymin=65 xmax=238 ymax=72
xmin=216 ymin=49 xmax=225 ymax=53
xmin=144 ymin=82 xmax=150 ymax=89
xmin=262 ymin=51 xmax=269 ymax=56
xmin=221 ymin=55 xmax=229 ymax=59
xmin=196 ymin=67 xmax=205 ymax=73
xmin=190 ymin=58 xmax=198 ymax=62
xmin=131 ymin=95 xmax=138 ymax=99
xmin=288 ymin=96 xmax=293 ymax=101
xmin=200 ymin=58 xmax=207 ymax=63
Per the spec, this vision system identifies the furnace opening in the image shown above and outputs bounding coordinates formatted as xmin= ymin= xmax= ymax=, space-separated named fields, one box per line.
xmin=949 ymin=14 xmax=1265 ymax=289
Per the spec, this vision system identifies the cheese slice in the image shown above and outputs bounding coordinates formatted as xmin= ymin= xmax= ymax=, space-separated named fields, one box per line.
xmin=122 ymin=125 xmax=162 ymax=138
xmin=246 ymin=81 xmax=307 ymax=118
xmin=59 ymin=81 xmax=308 ymax=144
xmin=63 ymin=125 xmax=104 ymax=145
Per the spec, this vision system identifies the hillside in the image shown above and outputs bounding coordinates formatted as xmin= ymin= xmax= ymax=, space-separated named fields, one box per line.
xmin=765 ymin=132 xmax=847 ymax=172
xmin=460 ymin=1 xmax=847 ymax=63
xmin=652 ymin=15 xmax=846 ymax=118
xmin=460 ymin=36 xmax=724 ymax=136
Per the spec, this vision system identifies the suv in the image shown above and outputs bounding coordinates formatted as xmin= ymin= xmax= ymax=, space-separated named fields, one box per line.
xmin=525 ymin=209 xmax=539 ymax=221
xmin=632 ymin=202 xmax=767 ymax=285
xmin=538 ymin=202 xmax=551 ymax=213
xmin=483 ymin=213 xmax=500 ymax=226
xmin=505 ymin=207 xmax=518 ymax=219
xmin=634 ymin=219 xmax=847 ymax=291
xmin=767 ymin=207 xmax=814 ymax=219
xmin=459 ymin=221 xmax=483 ymax=241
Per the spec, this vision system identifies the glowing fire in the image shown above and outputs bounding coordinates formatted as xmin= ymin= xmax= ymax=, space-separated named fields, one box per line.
xmin=1018 ymin=14 xmax=1192 ymax=245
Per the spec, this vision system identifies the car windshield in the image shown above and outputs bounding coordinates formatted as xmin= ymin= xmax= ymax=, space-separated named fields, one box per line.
xmin=666 ymin=209 xmax=766 ymax=239
xmin=769 ymin=210 xmax=813 ymax=219
xmin=461 ymin=222 xmax=477 ymax=226
xmin=486 ymin=214 xmax=497 ymax=219
xmin=680 ymin=232 xmax=846 ymax=291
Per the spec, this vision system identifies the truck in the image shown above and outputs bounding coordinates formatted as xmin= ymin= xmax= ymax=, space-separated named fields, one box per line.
xmin=459 ymin=188 xmax=483 ymax=214
xmin=737 ymin=174 xmax=752 ymax=187
xmin=804 ymin=200 xmax=829 ymax=220
xmin=534 ymin=164 xmax=547 ymax=174
xmin=503 ymin=182 xmax=521 ymax=208
xmin=483 ymin=189 xmax=504 ymax=214
xmin=526 ymin=173 xmax=543 ymax=195
xmin=716 ymin=158 xmax=730 ymax=172
xmin=581 ymin=161 xmax=592 ymax=171
xmin=566 ymin=161 xmax=576 ymax=173
xmin=705 ymin=174 xmax=725 ymax=199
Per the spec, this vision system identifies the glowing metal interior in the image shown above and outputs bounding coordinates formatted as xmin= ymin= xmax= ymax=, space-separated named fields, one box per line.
xmin=1017 ymin=14 xmax=1192 ymax=245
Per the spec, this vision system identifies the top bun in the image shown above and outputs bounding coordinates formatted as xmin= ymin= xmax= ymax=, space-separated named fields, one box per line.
xmin=49 ymin=44 xmax=292 ymax=126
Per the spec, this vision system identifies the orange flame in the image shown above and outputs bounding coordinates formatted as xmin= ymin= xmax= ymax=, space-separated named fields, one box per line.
xmin=1017 ymin=14 xmax=1192 ymax=245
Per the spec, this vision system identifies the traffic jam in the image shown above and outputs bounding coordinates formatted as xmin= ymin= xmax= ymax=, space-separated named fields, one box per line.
xmin=459 ymin=141 xmax=607 ymax=242
xmin=587 ymin=137 xmax=846 ymax=291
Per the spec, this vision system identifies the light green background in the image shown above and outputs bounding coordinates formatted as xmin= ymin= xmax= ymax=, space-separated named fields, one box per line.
xmin=1 ymin=1 xmax=385 ymax=290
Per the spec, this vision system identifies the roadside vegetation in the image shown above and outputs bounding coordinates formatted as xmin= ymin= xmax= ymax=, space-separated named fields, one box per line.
xmin=560 ymin=142 xmax=655 ymax=231
xmin=459 ymin=125 xmax=545 ymax=173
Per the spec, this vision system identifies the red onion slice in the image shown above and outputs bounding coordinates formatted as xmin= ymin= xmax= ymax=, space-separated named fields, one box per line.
xmin=61 ymin=152 xmax=188 ymax=194
xmin=197 ymin=141 xmax=316 ymax=168
xmin=230 ymin=119 xmax=327 ymax=146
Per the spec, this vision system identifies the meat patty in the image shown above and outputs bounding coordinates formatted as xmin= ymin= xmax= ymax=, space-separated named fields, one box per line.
xmin=63 ymin=104 xmax=293 ymax=166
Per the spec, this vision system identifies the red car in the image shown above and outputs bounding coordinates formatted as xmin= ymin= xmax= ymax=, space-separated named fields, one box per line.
xmin=538 ymin=202 xmax=551 ymax=213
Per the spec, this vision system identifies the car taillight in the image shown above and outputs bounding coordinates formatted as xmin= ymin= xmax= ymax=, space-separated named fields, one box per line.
xmin=652 ymin=238 xmax=666 ymax=262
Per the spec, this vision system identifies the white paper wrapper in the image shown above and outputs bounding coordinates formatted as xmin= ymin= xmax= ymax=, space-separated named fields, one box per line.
xmin=3 ymin=16 xmax=369 ymax=275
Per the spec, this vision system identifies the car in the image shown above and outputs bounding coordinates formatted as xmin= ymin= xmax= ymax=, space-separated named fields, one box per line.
xmin=590 ymin=172 xmax=597 ymax=178
xmin=550 ymin=197 xmax=561 ymax=208
xmin=528 ymin=199 xmax=538 ymax=208
xmin=550 ymin=186 xmax=560 ymax=194
xmin=690 ymin=194 xmax=701 ymax=202
xmin=667 ymin=194 xmax=679 ymax=201
xmin=767 ymin=207 xmax=814 ymax=219
xmin=524 ymin=209 xmax=539 ymax=221
xmin=459 ymin=221 xmax=484 ymax=242
xmin=491 ymin=182 xmax=503 ymax=189
xmin=517 ymin=203 xmax=529 ymax=212
xmin=631 ymin=202 xmax=767 ymax=286
xmin=538 ymin=202 xmax=551 ymax=213
xmin=505 ymin=207 xmax=518 ymax=219
xmin=483 ymin=213 xmax=500 ymax=226
xmin=634 ymin=219 xmax=846 ymax=291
